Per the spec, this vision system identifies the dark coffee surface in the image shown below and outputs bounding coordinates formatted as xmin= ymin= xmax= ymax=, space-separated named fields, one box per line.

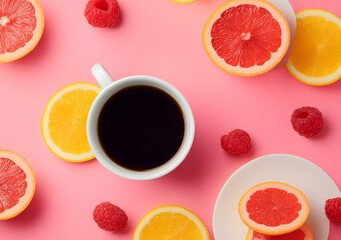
xmin=98 ymin=85 xmax=185 ymax=171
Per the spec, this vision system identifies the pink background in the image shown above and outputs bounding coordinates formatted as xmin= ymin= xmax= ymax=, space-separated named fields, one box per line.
xmin=1 ymin=0 xmax=340 ymax=239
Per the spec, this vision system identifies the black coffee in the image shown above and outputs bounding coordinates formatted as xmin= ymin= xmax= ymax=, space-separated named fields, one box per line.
xmin=98 ymin=85 xmax=185 ymax=171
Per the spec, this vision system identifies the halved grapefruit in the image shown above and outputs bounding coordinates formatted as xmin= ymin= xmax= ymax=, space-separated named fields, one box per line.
xmin=238 ymin=182 xmax=310 ymax=235
xmin=0 ymin=0 xmax=45 ymax=63
xmin=0 ymin=149 xmax=36 ymax=220
xmin=202 ymin=0 xmax=290 ymax=76
xmin=246 ymin=224 xmax=314 ymax=240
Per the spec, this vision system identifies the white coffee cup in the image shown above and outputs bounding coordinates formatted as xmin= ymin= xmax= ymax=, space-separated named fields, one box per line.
xmin=87 ymin=63 xmax=195 ymax=180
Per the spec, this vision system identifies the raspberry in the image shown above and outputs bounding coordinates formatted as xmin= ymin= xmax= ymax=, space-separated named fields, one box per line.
xmin=84 ymin=0 xmax=120 ymax=28
xmin=93 ymin=202 xmax=128 ymax=232
xmin=291 ymin=106 xmax=323 ymax=138
xmin=325 ymin=197 xmax=341 ymax=223
xmin=221 ymin=129 xmax=251 ymax=155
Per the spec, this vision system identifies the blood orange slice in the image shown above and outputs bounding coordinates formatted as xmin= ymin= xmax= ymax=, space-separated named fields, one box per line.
xmin=0 ymin=149 xmax=36 ymax=220
xmin=202 ymin=0 xmax=290 ymax=76
xmin=238 ymin=182 xmax=310 ymax=235
xmin=0 ymin=0 xmax=45 ymax=63
xmin=246 ymin=224 xmax=314 ymax=240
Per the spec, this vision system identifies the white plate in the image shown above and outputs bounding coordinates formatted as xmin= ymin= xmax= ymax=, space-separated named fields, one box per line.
xmin=213 ymin=154 xmax=340 ymax=240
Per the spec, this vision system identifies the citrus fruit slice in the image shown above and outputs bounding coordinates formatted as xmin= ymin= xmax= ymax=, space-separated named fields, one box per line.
xmin=202 ymin=0 xmax=290 ymax=76
xmin=170 ymin=0 xmax=197 ymax=4
xmin=238 ymin=182 xmax=310 ymax=235
xmin=286 ymin=9 xmax=341 ymax=85
xmin=0 ymin=0 xmax=45 ymax=63
xmin=0 ymin=149 xmax=36 ymax=220
xmin=41 ymin=82 xmax=101 ymax=162
xmin=133 ymin=205 xmax=210 ymax=240
xmin=246 ymin=224 xmax=314 ymax=240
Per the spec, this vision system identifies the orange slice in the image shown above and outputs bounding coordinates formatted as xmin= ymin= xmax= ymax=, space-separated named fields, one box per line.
xmin=238 ymin=182 xmax=310 ymax=235
xmin=170 ymin=0 xmax=197 ymax=4
xmin=246 ymin=224 xmax=314 ymax=239
xmin=286 ymin=9 xmax=341 ymax=85
xmin=133 ymin=205 xmax=210 ymax=240
xmin=202 ymin=0 xmax=290 ymax=76
xmin=0 ymin=149 xmax=36 ymax=220
xmin=0 ymin=0 xmax=45 ymax=63
xmin=41 ymin=82 xmax=101 ymax=162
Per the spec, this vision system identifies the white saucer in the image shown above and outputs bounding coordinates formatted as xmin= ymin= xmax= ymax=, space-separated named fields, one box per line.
xmin=212 ymin=154 xmax=340 ymax=240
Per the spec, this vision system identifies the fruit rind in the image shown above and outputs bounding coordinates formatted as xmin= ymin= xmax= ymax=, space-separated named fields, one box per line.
xmin=238 ymin=182 xmax=310 ymax=235
xmin=202 ymin=0 xmax=290 ymax=76
xmin=0 ymin=149 xmax=36 ymax=220
xmin=41 ymin=82 xmax=101 ymax=162
xmin=0 ymin=0 xmax=45 ymax=63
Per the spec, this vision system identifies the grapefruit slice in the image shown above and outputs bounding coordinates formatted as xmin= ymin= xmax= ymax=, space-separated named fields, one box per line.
xmin=0 ymin=0 xmax=45 ymax=63
xmin=0 ymin=149 xmax=36 ymax=220
xmin=238 ymin=182 xmax=310 ymax=235
xmin=202 ymin=0 xmax=290 ymax=76
xmin=246 ymin=224 xmax=314 ymax=240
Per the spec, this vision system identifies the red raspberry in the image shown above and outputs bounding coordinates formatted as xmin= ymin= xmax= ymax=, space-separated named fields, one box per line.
xmin=221 ymin=129 xmax=251 ymax=155
xmin=325 ymin=197 xmax=341 ymax=223
xmin=291 ymin=106 xmax=323 ymax=138
xmin=93 ymin=202 xmax=128 ymax=232
xmin=84 ymin=0 xmax=120 ymax=28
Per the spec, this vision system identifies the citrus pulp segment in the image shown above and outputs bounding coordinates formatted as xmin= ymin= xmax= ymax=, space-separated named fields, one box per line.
xmin=0 ymin=0 xmax=45 ymax=63
xmin=0 ymin=149 xmax=36 ymax=220
xmin=202 ymin=0 xmax=290 ymax=76
xmin=286 ymin=9 xmax=341 ymax=86
xmin=41 ymin=82 xmax=101 ymax=162
xmin=238 ymin=182 xmax=310 ymax=235
xmin=133 ymin=205 xmax=210 ymax=240
xmin=246 ymin=224 xmax=314 ymax=240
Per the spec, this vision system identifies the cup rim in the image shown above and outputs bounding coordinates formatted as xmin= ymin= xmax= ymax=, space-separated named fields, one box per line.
xmin=87 ymin=75 xmax=195 ymax=180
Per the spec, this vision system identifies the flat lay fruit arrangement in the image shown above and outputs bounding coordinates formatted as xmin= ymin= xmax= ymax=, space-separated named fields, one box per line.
xmin=1 ymin=0 xmax=341 ymax=239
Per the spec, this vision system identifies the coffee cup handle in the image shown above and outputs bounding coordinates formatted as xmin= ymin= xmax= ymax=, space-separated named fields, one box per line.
xmin=91 ymin=63 xmax=114 ymax=88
